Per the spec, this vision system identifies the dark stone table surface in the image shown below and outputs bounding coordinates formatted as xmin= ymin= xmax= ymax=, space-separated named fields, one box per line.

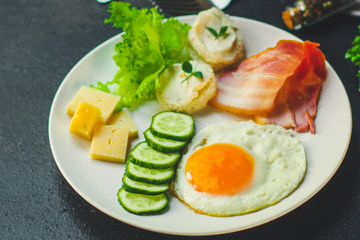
xmin=1 ymin=0 xmax=359 ymax=239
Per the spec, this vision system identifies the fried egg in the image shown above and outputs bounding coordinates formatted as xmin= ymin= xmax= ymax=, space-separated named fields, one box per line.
xmin=171 ymin=120 xmax=306 ymax=216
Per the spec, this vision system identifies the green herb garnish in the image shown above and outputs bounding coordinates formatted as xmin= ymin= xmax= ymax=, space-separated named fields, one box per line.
xmin=345 ymin=25 xmax=360 ymax=91
xmin=206 ymin=26 xmax=228 ymax=39
xmin=181 ymin=61 xmax=203 ymax=83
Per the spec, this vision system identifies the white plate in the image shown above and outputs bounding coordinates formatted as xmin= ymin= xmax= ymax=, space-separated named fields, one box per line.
xmin=49 ymin=16 xmax=352 ymax=236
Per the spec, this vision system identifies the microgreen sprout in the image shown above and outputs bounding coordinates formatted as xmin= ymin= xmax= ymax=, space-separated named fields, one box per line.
xmin=206 ymin=26 xmax=228 ymax=39
xmin=181 ymin=61 xmax=203 ymax=83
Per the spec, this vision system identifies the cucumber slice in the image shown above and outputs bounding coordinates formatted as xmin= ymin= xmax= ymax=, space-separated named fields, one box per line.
xmin=117 ymin=188 xmax=168 ymax=215
xmin=150 ymin=111 xmax=195 ymax=141
xmin=125 ymin=161 xmax=174 ymax=184
xmin=144 ymin=128 xmax=187 ymax=153
xmin=129 ymin=141 xmax=180 ymax=169
xmin=122 ymin=175 xmax=169 ymax=195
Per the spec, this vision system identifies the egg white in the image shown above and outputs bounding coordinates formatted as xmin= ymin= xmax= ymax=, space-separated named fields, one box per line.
xmin=171 ymin=120 xmax=306 ymax=216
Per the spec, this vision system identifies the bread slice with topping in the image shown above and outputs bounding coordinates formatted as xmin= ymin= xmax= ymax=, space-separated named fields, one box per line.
xmin=156 ymin=60 xmax=216 ymax=114
xmin=189 ymin=7 xmax=245 ymax=71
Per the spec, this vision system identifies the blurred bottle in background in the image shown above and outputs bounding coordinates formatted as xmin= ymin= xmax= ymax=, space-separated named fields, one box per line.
xmin=282 ymin=0 xmax=359 ymax=30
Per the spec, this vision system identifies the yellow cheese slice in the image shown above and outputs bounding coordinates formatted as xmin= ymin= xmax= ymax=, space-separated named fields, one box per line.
xmin=108 ymin=110 xmax=138 ymax=137
xmin=90 ymin=125 xmax=129 ymax=163
xmin=67 ymin=86 xmax=120 ymax=123
xmin=69 ymin=102 xmax=102 ymax=140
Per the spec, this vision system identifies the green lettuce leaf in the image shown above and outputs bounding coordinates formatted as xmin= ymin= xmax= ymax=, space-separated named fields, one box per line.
xmin=91 ymin=2 xmax=192 ymax=110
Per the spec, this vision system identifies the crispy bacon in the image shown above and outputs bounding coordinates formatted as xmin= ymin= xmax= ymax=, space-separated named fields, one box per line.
xmin=211 ymin=40 xmax=327 ymax=133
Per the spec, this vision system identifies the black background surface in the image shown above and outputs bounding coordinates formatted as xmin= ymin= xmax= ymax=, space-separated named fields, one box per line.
xmin=1 ymin=0 xmax=359 ymax=239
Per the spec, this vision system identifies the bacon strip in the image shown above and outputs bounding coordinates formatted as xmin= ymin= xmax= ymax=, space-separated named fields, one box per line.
xmin=211 ymin=40 xmax=327 ymax=133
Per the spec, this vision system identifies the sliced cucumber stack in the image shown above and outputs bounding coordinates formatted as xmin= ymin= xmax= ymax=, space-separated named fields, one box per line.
xmin=125 ymin=161 xmax=175 ymax=184
xmin=150 ymin=111 xmax=195 ymax=141
xmin=122 ymin=175 xmax=169 ymax=195
xmin=117 ymin=111 xmax=195 ymax=215
xmin=117 ymin=188 xmax=168 ymax=215
xmin=144 ymin=129 xmax=187 ymax=153
xmin=129 ymin=141 xmax=180 ymax=169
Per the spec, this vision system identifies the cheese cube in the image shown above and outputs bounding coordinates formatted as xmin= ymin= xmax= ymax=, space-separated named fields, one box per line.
xmin=69 ymin=102 xmax=102 ymax=140
xmin=90 ymin=125 xmax=129 ymax=163
xmin=108 ymin=110 xmax=138 ymax=137
xmin=67 ymin=86 xmax=120 ymax=123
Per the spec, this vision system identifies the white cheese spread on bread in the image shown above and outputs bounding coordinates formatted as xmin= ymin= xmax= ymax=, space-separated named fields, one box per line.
xmin=189 ymin=7 xmax=244 ymax=71
xmin=156 ymin=60 xmax=216 ymax=113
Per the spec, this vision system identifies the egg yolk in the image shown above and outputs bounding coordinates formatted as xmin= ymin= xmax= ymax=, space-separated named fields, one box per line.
xmin=185 ymin=143 xmax=254 ymax=196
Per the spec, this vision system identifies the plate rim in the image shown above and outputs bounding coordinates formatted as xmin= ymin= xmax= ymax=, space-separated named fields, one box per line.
xmin=48 ymin=15 xmax=353 ymax=236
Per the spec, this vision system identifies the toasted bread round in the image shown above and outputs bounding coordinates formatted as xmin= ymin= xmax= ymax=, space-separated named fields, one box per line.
xmin=189 ymin=7 xmax=245 ymax=71
xmin=156 ymin=60 xmax=216 ymax=114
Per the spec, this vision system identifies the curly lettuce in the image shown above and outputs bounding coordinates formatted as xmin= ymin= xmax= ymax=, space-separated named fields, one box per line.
xmin=345 ymin=25 xmax=360 ymax=91
xmin=91 ymin=2 xmax=192 ymax=110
